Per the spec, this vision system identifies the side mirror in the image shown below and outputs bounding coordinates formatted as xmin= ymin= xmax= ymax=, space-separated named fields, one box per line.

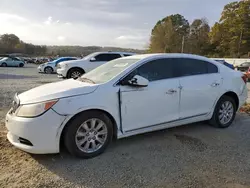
xmin=127 ymin=75 xmax=149 ymax=87
xmin=90 ymin=57 xmax=96 ymax=62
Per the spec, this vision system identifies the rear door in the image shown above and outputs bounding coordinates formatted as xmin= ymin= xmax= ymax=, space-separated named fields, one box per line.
xmin=7 ymin=57 xmax=16 ymax=66
xmin=90 ymin=53 xmax=122 ymax=70
xmin=175 ymin=58 xmax=222 ymax=119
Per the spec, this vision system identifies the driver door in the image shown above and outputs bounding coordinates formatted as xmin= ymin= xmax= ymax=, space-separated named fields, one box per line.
xmin=119 ymin=58 xmax=180 ymax=132
xmin=6 ymin=57 xmax=15 ymax=66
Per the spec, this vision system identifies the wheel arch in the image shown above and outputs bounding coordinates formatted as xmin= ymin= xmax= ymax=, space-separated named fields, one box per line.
xmin=220 ymin=91 xmax=239 ymax=110
xmin=66 ymin=67 xmax=85 ymax=78
xmin=44 ymin=66 xmax=54 ymax=72
xmin=59 ymin=108 xmax=118 ymax=150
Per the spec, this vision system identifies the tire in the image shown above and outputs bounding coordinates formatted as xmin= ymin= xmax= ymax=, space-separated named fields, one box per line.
xmin=64 ymin=111 xmax=113 ymax=158
xmin=1 ymin=63 xmax=7 ymax=67
xmin=44 ymin=66 xmax=53 ymax=74
xmin=209 ymin=95 xmax=236 ymax=128
xmin=67 ymin=68 xmax=84 ymax=79
xmin=19 ymin=63 xmax=24 ymax=67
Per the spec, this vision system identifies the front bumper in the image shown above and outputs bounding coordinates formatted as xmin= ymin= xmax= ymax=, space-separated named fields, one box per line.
xmin=37 ymin=66 xmax=43 ymax=73
xmin=57 ymin=68 xmax=67 ymax=78
xmin=5 ymin=109 xmax=66 ymax=154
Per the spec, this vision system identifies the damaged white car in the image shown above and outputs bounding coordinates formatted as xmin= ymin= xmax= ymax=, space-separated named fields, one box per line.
xmin=5 ymin=54 xmax=247 ymax=158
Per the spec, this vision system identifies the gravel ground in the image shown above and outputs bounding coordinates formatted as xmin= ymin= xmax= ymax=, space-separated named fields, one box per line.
xmin=1 ymin=64 xmax=250 ymax=188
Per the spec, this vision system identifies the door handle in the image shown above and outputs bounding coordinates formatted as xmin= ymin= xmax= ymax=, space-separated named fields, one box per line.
xmin=166 ymin=89 xmax=177 ymax=94
xmin=211 ymin=82 xmax=220 ymax=87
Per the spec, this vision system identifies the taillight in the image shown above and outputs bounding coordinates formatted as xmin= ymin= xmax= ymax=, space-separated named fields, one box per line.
xmin=242 ymin=75 xmax=247 ymax=84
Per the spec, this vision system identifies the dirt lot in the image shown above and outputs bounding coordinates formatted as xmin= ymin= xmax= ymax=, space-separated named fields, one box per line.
xmin=1 ymin=64 xmax=250 ymax=188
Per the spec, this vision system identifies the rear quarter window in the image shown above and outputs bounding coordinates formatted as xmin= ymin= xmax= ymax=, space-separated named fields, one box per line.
xmin=207 ymin=62 xmax=218 ymax=73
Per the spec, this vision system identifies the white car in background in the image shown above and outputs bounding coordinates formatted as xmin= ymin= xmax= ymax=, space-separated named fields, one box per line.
xmin=57 ymin=51 xmax=135 ymax=79
xmin=5 ymin=54 xmax=247 ymax=158
xmin=38 ymin=57 xmax=78 ymax=74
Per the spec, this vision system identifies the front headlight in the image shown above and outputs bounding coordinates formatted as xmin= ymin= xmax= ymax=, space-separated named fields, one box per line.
xmin=16 ymin=100 xmax=58 ymax=117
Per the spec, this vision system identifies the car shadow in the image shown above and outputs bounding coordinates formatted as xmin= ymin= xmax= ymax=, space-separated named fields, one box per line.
xmin=32 ymin=121 xmax=221 ymax=187
xmin=0 ymin=74 xmax=38 ymax=79
xmin=32 ymin=114 xmax=250 ymax=187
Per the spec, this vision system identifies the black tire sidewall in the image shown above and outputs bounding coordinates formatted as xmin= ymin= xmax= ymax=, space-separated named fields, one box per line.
xmin=19 ymin=63 xmax=24 ymax=67
xmin=2 ymin=63 xmax=7 ymax=67
xmin=64 ymin=111 xmax=113 ymax=158
xmin=212 ymin=96 xmax=236 ymax=128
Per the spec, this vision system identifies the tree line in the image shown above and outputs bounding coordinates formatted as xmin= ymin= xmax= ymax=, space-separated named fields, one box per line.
xmin=0 ymin=34 xmax=47 ymax=56
xmin=149 ymin=0 xmax=250 ymax=58
xmin=0 ymin=34 xmax=144 ymax=57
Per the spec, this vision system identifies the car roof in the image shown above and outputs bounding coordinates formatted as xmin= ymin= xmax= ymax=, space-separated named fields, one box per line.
xmin=93 ymin=51 xmax=135 ymax=55
xmin=57 ymin=57 xmax=77 ymax=59
xmin=123 ymin=53 xmax=212 ymax=62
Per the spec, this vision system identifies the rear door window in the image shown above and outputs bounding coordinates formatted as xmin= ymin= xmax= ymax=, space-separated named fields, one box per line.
xmin=173 ymin=58 xmax=218 ymax=77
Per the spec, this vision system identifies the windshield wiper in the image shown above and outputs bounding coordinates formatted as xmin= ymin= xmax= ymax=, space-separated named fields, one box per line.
xmin=78 ymin=77 xmax=95 ymax=84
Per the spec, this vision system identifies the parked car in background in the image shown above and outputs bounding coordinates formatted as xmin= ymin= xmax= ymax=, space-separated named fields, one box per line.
xmin=235 ymin=62 xmax=250 ymax=72
xmin=38 ymin=57 xmax=78 ymax=74
xmin=214 ymin=60 xmax=234 ymax=70
xmin=22 ymin=57 xmax=35 ymax=64
xmin=34 ymin=57 xmax=50 ymax=64
xmin=5 ymin=54 xmax=247 ymax=158
xmin=57 ymin=51 xmax=135 ymax=79
xmin=0 ymin=57 xmax=24 ymax=67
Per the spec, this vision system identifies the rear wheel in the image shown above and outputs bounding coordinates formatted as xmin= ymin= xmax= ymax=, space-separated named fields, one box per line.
xmin=44 ymin=66 xmax=53 ymax=74
xmin=1 ymin=63 xmax=7 ymax=67
xmin=64 ymin=111 xmax=113 ymax=158
xmin=209 ymin=95 xmax=236 ymax=128
xmin=67 ymin=68 xmax=84 ymax=79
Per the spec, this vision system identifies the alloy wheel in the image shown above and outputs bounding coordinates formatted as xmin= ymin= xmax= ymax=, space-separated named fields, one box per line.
xmin=71 ymin=71 xmax=81 ymax=78
xmin=75 ymin=118 xmax=108 ymax=153
xmin=218 ymin=101 xmax=234 ymax=125
xmin=45 ymin=67 xmax=53 ymax=74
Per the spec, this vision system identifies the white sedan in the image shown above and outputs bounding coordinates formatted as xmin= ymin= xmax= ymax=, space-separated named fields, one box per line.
xmin=5 ymin=54 xmax=248 ymax=158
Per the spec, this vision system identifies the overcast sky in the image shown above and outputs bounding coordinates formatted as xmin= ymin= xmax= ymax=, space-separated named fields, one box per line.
xmin=0 ymin=0 xmax=233 ymax=49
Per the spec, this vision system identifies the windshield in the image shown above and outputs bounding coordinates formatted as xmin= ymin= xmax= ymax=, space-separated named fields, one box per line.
xmin=82 ymin=53 xmax=99 ymax=60
xmin=80 ymin=58 xmax=139 ymax=84
xmin=1 ymin=57 xmax=8 ymax=61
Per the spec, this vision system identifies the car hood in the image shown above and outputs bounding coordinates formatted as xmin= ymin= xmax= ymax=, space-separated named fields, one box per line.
xmin=18 ymin=79 xmax=98 ymax=104
xmin=60 ymin=59 xmax=87 ymax=67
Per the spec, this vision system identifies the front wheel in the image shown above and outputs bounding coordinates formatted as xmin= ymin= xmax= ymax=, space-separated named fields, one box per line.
xmin=44 ymin=66 xmax=53 ymax=74
xmin=64 ymin=111 xmax=113 ymax=158
xmin=67 ymin=68 xmax=84 ymax=79
xmin=209 ymin=95 xmax=236 ymax=128
xmin=19 ymin=63 xmax=24 ymax=67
